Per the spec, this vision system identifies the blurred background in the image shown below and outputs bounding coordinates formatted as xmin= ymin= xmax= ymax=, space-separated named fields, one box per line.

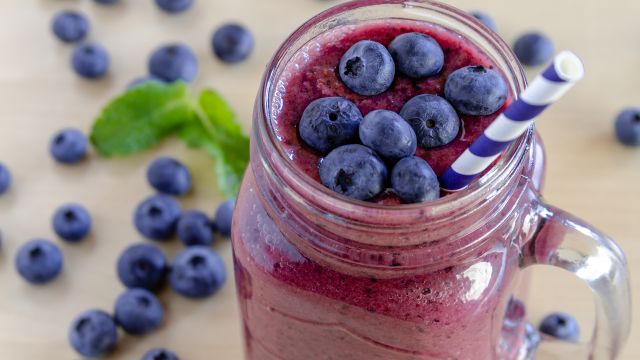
xmin=0 ymin=0 xmax=637 ymax=359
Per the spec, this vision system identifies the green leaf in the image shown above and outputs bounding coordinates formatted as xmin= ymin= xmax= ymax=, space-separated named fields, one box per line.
xmin=90 ymin=82 xmax=196 ymax=156
xmin=178 ymin=90 xmax=250 ymax=197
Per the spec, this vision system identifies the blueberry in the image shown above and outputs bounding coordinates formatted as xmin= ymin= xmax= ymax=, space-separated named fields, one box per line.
xmin=388 ymin=32 xmax=444 ymax=79
xmin=114 ymin=288 xmax=164 ymax=335
xmin=444 ymin=65 xmax=508 ymax=116
xmin=359 ymin=110 xmax=416 ymax=161
xmin=71 ymin=43 xmax=110 ymax=79
xmin=49 ymin=128 xmax=88 ymax=164
xmin=52 ymin=11 xmax=89 ymax=43
xmin=149 ymin=44 xmax=198 ymax=82
xmin=318 ymin=144 xmax=387 ymax=201
xmin=155 ymin=0 xmax=193 ymax=13
xmin=298 ymin=97 xmax=363 ymax=153
xmin=339 ymin=40 xmax=395 ymax=96
xmin=133 ymin=194 xmax=182 ymax=240
xmin=147 ymin=157 xmax=192 ymax=196
xmin=399 ymin=94 xmax=460 ymax=148
xmin=52 ymin=203 xmax=92 ymax=242
xmin=214 ymin=199 xmax=235 ymax=237
xmin=539 ymin=312 xmax=580 ymax=342
xmin=95 ymin=0 xmax=118 ymax=4
xmin=177 ymin=210 xmax=214 ymax=246
xmin=128 ymin=75 xmax=165 ymax=90
xmin=142 ymin=348 xmax=180 ymax=360
xmin=15 ymin=239 xmax=63 ymax=284
xmin=614 ymin=108 xmax=640 ymax=147
xmin=69 ymin=309 xmax=118 ymax=357
xmin=470 ymin=11 xmax=498 ymax=32
xmin=212 ymin=24 xmax=254 ymax=64
xmin=117 ymin=243 xmax=168 ymax=291
xmin=169 ymin=246 xmax=226 ymax=299
xmin=0 ymin=163 xmax=11 ymax=195
xmin=391 ymin=156 xmax=440 ymax=203
xmin=513 ymin=32 xmax=555 ymax=66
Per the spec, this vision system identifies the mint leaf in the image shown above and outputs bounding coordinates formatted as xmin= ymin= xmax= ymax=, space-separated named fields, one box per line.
xmin=90 ymin=82 xmax=196 ymax=156
xmin=178 ymin=90 xmax=249 ymax=197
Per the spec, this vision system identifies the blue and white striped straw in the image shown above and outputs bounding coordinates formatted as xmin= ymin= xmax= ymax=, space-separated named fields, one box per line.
xmin=440 ymin=51 xmax=585 ymax=191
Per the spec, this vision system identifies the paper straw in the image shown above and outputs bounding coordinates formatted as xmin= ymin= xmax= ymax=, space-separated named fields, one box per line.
xmin=439 ymin=51 xmax=585 ymax=191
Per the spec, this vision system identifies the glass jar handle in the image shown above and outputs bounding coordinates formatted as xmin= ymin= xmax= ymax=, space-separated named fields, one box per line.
xmin=520 ymin=198 xmax=632 ymax=359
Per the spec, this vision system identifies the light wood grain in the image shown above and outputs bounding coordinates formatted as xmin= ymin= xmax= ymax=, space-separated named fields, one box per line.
xmin=0 ymin=0 xmax=638 ymax=359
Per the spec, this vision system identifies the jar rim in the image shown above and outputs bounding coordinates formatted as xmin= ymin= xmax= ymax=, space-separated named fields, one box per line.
xmin=256 ymin=0 xmax=529 ymax=224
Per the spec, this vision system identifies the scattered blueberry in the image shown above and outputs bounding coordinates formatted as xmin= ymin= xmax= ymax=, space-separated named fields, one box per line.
xmin=399 ymin=94 xmax=460 ymax=148
xmin=339 ymin=40 xmax=395 ymax=96
xmin=298 ymin=97 xmax=363 ymax=153
xmin=114 ymin=288 xmax=164 ymax=335
xmin=52 ymin=10 xmax=89 ymax=43
xmin=212 ymin=23 xmax=254 ymax=64
xmin=52 ymin=203 xmax=91 ymax=242
xmin=388 ymin=32 xmax=444 ymax=79
xmin=359 ymin=110 xmax=416 ymax=161
xmin=69 ymin=309 xmax=118 ymax=357
xmin=15 ymin=239 xmax=63 ymax=284
xmin=539 ymin=312 xmax=580 ymax=342
xmin=169 ymin=246 xmax=227 ymax=299
xmin=117 ymin=243 xmax=168 ymax=291
xmin=614 ymin=108 xmax=640 ymax=147
xmin=513 ymin=32 xmax=555 ymax=66
xmin=0 ymin=163 xmax=11 ymax=195
xmin=149 ymin=44 xmax=198 ymax=82
xmin=49 ymin=128 xmax=88 ymax=164
xmin=147 ymin=157 xmax=192 ymax=196
xmin=95 ymin=0 xmax=119 ymax=4
xmin=71 ymin=43 xmax=110 ymax=79
xmin=128 ymin=75 xmax=165 ymax=89
xmin=391 ymin=156 xmax=440 ymax=203
xmin=214 ymin=199 xmax=235 ymax=237
xmin=155 ymin=0 xmax=193 ymax=13
xmin=142 ymin=348 xmax=180 ymax=360
xmin=470 ymin=11 xmax=498 ymax=32
xmin=318 ymin=144 xmax=387 ymax=201
xmin=133 ymin=194 xmax=182 ymax=240
xmin=444 ymin=65 xmax=507 ymax=116
xmin=177 ymin=210 xmax=215 ymax=246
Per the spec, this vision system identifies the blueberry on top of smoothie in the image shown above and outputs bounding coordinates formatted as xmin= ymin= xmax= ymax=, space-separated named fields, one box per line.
xmin=388 ymin=32 xmax=444 ymax=79
xmin=319 ymin=144 xmax=388 ymax=201
xmin=391 ymin=156 xmax=440 ymax=203
xmin=399 ymin=94 xmax=460 ymax=148
xmin=359 ymin=110 xmax=417 ymax=161
xmin=299 ymin=97 xmax=363 ymax=154
xmin=339 ymin=40 xmax=395 ymax=96
xmin=444 ymin=65 xmax=507 ymax=116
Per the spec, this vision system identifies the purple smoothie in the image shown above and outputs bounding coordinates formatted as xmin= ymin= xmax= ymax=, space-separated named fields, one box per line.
xmin=232 ymin=18 xmax=535 ymax=360
xmin=272 ymin=19 xmax=513 ymax=204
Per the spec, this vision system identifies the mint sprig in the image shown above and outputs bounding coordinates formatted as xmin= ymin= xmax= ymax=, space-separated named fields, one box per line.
xmin=90 ymin=82 xmax=250 ymax=197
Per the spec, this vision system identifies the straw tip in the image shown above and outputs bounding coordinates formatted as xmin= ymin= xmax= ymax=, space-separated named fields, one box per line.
xmin=553 ymin=51 xmax=585 ymax=82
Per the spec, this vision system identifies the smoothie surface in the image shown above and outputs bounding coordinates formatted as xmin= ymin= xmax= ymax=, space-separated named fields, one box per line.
xmin=271 ymin=19 xmax=513 ymax=204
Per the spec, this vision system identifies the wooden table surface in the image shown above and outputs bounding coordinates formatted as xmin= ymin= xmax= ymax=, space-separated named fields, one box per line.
xmin=0 ymin=0 xmax=638 ymax=359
